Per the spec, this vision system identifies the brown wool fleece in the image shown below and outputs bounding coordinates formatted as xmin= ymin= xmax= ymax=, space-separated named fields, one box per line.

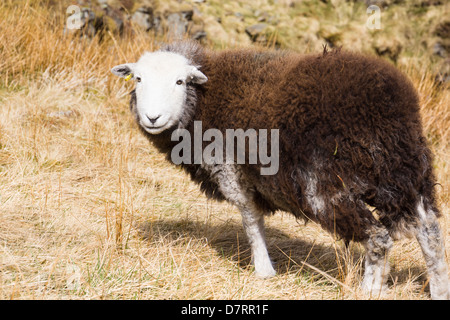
xmin=131 ymin=41 xmax=438 ymax=242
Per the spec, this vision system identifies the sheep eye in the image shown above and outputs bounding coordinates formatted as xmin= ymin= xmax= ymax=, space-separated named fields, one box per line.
xmin=136 ymin=77 xmax=141 ymax=82
xmin=176 ymin=80 xmax=183 ymax=85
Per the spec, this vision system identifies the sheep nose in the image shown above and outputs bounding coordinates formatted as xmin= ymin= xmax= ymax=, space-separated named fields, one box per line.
xmin=146 ymin=115 xmax=161 ymax=124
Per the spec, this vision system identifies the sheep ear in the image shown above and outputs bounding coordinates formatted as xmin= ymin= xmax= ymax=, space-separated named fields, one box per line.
xmin=111 ymin=63 xmax=135 ymax=78
xmin=189 ymin=67 xmax=208 ymax=84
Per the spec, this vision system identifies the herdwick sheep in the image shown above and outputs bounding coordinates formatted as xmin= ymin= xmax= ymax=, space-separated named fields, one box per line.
xmin=111 ymin=41 xmax=449 ymax=299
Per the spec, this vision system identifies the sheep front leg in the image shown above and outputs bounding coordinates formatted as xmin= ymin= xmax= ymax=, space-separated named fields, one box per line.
xmin=212 ymin=164 xmax=275 ymax=278
xmin=239 ymin=205 xmax=276 ymax=278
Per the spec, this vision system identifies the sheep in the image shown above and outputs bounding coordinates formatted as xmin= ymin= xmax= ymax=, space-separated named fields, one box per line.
xmin=111 ymin=40 xmax=449 ymax=299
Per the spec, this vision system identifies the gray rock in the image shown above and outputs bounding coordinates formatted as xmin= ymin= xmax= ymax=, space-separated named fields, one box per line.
xmin=245 ymin=23 xmax=268 ymax=39
xmin=167 ymin=13 xmax=188 ymax=39
xmin=245 ymin=23 xmax=270 ymax=44
xmin=131 ymin=6 xmax=153 ymax=31
xmin=433 ymin=42 xmax=447 ymax=58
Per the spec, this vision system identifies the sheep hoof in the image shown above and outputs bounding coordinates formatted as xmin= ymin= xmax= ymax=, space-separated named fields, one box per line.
xmin=254 ymin=266 xmax=276 ymax=279
xmin=430 ymin=285 xmax=450 ymax=300
xmin=361 ymin=280 xmax=388 ymax=299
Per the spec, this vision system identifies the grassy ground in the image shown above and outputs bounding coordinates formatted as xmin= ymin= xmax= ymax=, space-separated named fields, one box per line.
xmin=0 ymin=1 xmax=448 ymax=299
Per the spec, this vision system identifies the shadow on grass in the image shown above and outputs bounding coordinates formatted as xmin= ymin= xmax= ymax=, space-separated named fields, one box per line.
xmin=137 ymin=217 xmax=430 ymax=295
xmin=137 ymin=218 xmax=366 ymax=280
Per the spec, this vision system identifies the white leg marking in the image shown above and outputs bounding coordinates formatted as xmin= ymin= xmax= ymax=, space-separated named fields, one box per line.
xmin=416 ymin=198 xmax=450 ymax=300
xmin=207 ymin=164 xmax=276 ymax=278
xmin=361 ymin=226 xmax=392 ymax=298
xmin=240 ymin=207 xmax=276 ymax=278
xmin=362 ymin=255 xmax=390 ymax=297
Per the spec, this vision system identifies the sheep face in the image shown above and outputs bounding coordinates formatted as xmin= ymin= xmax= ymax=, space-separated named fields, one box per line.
xmin=111 ymin=51 xmax=207 ymax=134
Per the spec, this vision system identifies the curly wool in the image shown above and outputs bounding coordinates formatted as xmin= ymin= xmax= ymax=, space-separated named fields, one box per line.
xmin=132 ymin=41 xmax=438 ymax=242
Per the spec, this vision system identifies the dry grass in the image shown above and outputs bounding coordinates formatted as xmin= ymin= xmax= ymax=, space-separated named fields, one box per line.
xmin=0 ymin=1 xmax=448 ymax=300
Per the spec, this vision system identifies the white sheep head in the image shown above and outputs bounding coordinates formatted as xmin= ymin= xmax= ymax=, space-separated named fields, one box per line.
xmin=111 ymin=51 xmax=208 ymax=134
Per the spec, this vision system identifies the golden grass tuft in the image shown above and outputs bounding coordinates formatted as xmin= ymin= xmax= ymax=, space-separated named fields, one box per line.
xmin=0 ymin=0 xmax=448 ymax=299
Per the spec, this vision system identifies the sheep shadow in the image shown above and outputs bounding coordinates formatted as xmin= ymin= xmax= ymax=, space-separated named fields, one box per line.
xmin=137 ymin=218 xmax=367 ymax=282
xmin=137 ymin=217 xmax=430 ymax=295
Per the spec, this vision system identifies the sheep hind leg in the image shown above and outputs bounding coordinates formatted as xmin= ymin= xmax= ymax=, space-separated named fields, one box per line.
xmin=415 ymin=199 xmax=449 ymax=300
xmin=239 ymin=205 xmax=276 ymax=278
xmin=361 ymin=225 xmax=393 ymax=298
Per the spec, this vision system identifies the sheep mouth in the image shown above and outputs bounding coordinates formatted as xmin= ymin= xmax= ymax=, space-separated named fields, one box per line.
xmin=142 ymin=124 xmax=168 ymax=134
xmin=144 ymin=124 xmax=163 ymax=129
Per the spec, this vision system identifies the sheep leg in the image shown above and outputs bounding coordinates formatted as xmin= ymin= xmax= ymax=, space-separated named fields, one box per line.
xmin=210 ymin=164 xmax=276 ymax=278
xmin=361 ymin=225 xmax=393 ymax=298
xmin=415 ymin=200 xmax=450 ymax=300
xmin=239 ymin=205 xmax=276 ymax=278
